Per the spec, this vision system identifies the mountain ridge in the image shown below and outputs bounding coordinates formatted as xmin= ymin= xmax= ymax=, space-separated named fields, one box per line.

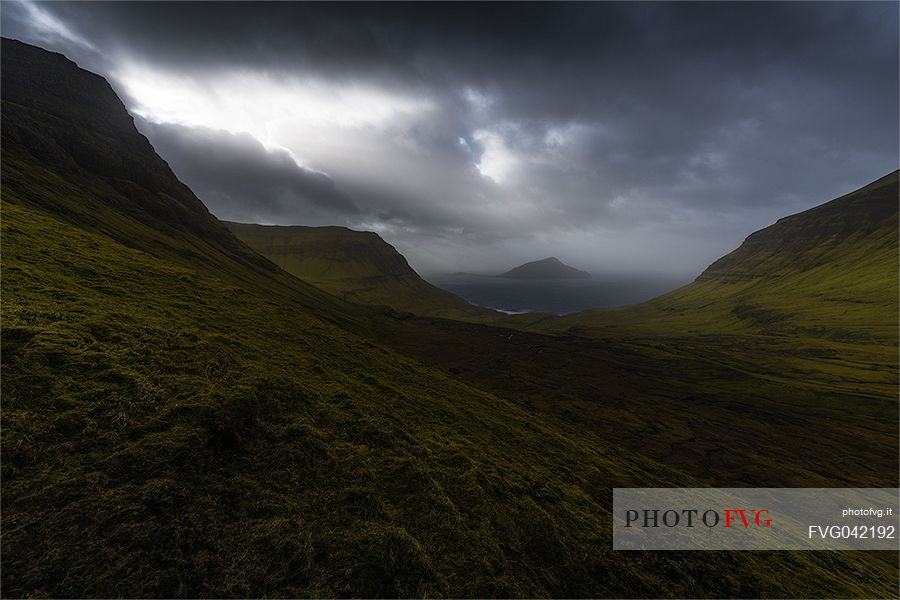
xmin=697 ymin=170 xmax=899 ymax=284
xmin=0 ymin=37 xmax=370 ymax=331
xmin=546 ymin=169 xmax=899 ymax=340
xmin=225 ymin=221 xmax=497 ymax=320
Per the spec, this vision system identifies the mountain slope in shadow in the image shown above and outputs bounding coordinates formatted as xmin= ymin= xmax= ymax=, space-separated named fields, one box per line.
xmin=0 ymin=38 xmax=368 ymax=331
xmin=226 ymin=221 xmax=496 ymax=320
xmin=1 ymin=38 xmax=895 ymax=598
xmin=542 ymin=171 xmax=898 ymax=341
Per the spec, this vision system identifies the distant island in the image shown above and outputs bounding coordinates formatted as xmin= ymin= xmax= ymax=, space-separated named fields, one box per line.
xmin=500 ymin=257 xmax=592 ymax=279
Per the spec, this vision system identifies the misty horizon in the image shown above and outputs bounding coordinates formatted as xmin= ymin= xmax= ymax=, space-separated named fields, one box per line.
xmin=2 ymin=1 xmax=897 ymax=278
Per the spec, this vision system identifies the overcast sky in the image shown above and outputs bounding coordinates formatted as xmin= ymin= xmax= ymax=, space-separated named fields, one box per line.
xmin=3 ymin=1 xmax=898 ymax=277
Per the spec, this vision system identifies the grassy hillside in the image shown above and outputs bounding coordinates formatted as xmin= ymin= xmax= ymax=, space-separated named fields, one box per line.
xmin=0 ymin=38 xmax=671 ymax=597
xmin=226 ymin=222 xmax=495 ymax=320
xmin=550 ymin=171 xmax=898 ymax=338
xmin=0 ymin=39 xmax=371 ymax=333
xmin=2 ymin=39 xmax=897 ymax=597
xmin=512 ymin=172 xmax=899 ymax=398
xmin=10 ymin=199 xmax=897 ymax=598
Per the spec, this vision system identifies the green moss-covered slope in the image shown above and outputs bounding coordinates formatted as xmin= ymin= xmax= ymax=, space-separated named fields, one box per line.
xmin=512 ymin=172 xmax=899 ymax=398
xmin=9 ymin=198 xmax=895 ymax=598
xmin=2 ymin=38 xmax=897 ymax=598
xmin=540 ymin=171 xmax=898 ymax=339
xmin=225 ymin=221 xmax=495 ymax=320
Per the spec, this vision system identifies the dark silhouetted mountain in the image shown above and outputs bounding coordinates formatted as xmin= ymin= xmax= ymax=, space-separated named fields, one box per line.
xmin=500 ymin=256 xmax=591 ymax=279
xmin=0 ymin=37 xmax=363 ymax=328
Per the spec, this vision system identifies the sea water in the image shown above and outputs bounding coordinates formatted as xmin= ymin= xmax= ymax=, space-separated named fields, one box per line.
xmin=425 ymin=273 xmax=689 ymax=316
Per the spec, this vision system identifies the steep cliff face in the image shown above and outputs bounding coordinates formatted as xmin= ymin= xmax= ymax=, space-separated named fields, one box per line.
xmin=1 ymin=38 xmax=222 ymax=239
xmin=0 ymin=38 xmax=365 ymax=326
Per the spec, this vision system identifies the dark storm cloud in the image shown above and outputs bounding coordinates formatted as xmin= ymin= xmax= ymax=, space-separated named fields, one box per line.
xmin=3 ymin=1 xmax=897 ymax=275
xmin=137 ymin=120 xmax=359 ymax=225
